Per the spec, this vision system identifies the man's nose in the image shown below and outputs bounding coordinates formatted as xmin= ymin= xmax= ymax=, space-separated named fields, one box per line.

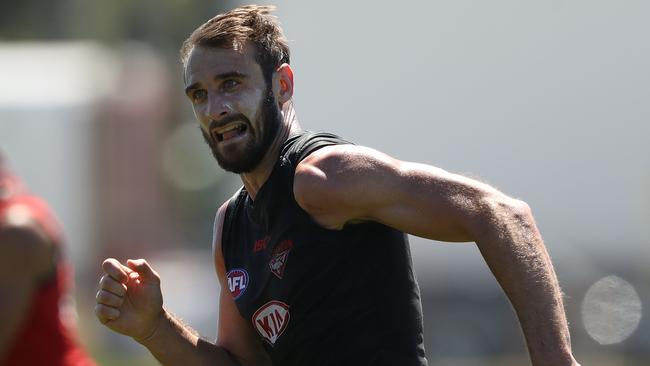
xmin=206 ymin=96 xmax=232 ymax=121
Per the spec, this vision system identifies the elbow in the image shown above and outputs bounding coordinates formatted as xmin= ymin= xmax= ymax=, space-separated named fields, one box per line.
xmin=486 ymin=192 xmax=532 ymax=217
xmin=465 ymin=194 xmax=544 ymax=257
xmin=503 ymin=197 xmax=534 ymax=222
xmin=475 ymin=194 xmax=537 ymax=234
xmin=509 ymin=198 xmax=535 ymax=227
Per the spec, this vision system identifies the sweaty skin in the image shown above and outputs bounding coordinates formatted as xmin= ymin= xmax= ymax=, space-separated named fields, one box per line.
xmin=96 ymin=39 xmax=579 ymax=366
xmin=294 ymin=145 xmax=576 ymax=365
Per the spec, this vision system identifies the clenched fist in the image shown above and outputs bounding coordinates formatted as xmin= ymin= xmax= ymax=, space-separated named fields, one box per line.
xmin=95 ymin=258 xmax=164 ymax=343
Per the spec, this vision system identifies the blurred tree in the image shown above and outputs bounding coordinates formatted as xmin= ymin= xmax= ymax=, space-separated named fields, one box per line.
xmin=0 ymin=0 xmax=66 ymax=39
xmin=0 ymin=0 xmax=236 ymax=56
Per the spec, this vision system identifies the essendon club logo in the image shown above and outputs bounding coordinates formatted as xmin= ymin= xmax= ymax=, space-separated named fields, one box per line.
xmin=253 ymin=300 xmax=290 ymax=345
xmin=253 ymin=235 xmax=270 ymax=253
xmin=226 ymin=268 xmax=249 ymax=300
xmin=269 ymin=240 xmax=293 ymax=279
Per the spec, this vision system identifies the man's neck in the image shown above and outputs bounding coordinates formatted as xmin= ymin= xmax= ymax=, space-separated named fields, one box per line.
xmin=240 ymin=102 xmax=301 ymax=200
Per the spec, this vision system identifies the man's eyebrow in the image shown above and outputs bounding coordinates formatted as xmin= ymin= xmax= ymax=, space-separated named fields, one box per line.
xmin=184 ymin=72 xmax=248 ymax=95
xmin=216 ymin=71 xmax=247 ymax=80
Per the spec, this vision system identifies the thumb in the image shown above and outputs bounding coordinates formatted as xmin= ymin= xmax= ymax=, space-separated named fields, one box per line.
xmin=126 ymin=259 xmax=160 ymax=284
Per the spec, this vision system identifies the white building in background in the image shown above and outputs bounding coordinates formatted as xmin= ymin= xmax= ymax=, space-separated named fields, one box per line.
xmin=0 ymin=42 xmax=118 ymax=273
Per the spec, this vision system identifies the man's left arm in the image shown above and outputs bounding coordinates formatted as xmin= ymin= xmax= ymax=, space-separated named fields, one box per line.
xmin=293 ymin=144 xmax=579 ymax=366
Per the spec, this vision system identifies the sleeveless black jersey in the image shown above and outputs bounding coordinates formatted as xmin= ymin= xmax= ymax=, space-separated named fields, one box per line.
xmin=220 ymin=131 xmax=428 ymax=366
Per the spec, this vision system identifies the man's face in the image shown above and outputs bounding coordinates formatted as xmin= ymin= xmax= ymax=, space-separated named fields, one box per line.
xmin=184 ymin=44 xmax=281 ymax=173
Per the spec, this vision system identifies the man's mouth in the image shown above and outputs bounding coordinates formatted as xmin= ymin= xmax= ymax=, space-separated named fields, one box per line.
xmin=211 ymin=122 xmax=248 ymax=142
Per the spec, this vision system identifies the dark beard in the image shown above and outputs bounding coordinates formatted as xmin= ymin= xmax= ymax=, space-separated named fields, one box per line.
xmin=201 ymin=88 xmax=281 ymax=174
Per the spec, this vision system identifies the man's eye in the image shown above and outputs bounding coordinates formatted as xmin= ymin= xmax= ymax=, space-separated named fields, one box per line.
xmin=222 ymin=79 xmax=240 ymax=91
xmin=192 ymin=90 xmax=207 ymax=102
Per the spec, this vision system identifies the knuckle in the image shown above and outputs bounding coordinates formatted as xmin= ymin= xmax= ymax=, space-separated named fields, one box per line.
xmin=95 ymin=303 xmax=119 ymax=322
xmin=99 ymin=275 xmax=109 ymax=287
xmin=103 ymin=259 xmax=128 ymax=281
xmin=96 ymin=290 xmax=121 ymax=306
xmin=94 ymin=305 xmax=108 ymax=322
xmin=101 ymin=277 xmax=118 ymax=290
xmin=102 ymin=258 xmax=117 ymax=270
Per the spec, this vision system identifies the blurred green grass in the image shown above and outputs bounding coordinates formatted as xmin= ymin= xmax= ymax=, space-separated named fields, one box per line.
xmin=87 ymin=352 xmax=648 ymax=366
xmin=92 ymin=353 xmax=158 ymax=366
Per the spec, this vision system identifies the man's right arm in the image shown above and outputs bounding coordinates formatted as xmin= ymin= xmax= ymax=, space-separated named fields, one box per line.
xmin=213 ymin=201 xmax=271 ymax=366
xmin=95 ymin=257 xmax=236 ymax=365
xmin=95 ymin=203 xmax=269 ymax=366
xmin=139 ymin=201 xmax=270 ymax=366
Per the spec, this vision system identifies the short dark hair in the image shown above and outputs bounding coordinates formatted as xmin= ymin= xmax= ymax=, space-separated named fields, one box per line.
xmin=180 ymin=5 xmax=290 ymax=82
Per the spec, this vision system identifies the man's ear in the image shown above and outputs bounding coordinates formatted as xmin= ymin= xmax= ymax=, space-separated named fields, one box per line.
xmin=273 ymin=64 xmax=294 ymax=105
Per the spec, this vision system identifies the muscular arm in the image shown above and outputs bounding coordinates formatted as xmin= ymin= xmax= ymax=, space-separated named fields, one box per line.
xmin=294 ymin=145 xmax=577 ymax=366
xmin=0 ymin=206 xmax=55 ymax=361
xmin=96 ymin=202 xmax=269 ymax=366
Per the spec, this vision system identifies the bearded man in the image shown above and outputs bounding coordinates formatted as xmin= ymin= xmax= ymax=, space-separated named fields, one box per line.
xmin=95 ymin=5 xmax=580 ymax=366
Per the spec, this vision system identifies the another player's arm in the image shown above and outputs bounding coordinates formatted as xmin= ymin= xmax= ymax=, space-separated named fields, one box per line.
xmin=0 ymin=206 xmax=55 ymax=360
xmin=95 ymin=202 xmax=268 ymax=366
xmin=294 ymin=145 xmax=578 ymax=366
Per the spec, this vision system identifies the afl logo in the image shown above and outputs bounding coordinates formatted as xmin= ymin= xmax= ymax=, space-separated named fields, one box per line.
xmin=226 ymin=269 xmax=249 ymax=300
xmin=252 ymin=301 xmax=290 ymax=345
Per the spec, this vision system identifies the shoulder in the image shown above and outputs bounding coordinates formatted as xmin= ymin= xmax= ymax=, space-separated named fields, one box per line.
xmin=212 ymin=188 xmax=244 ymax=244
xmin=295 ymin=143 xmax=398 ymax=180
xmin=213 ymin=200 xmax=230 ymax=239
xmin=212 ymin=198 xmax=233 ymax=281
xmin=0 ymin=198 xmax=56 ymax=281
xmin=294 ymin=144 xmax=401 ymax=194
xmin=293 ymin=145 xmax=403 ymax=228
